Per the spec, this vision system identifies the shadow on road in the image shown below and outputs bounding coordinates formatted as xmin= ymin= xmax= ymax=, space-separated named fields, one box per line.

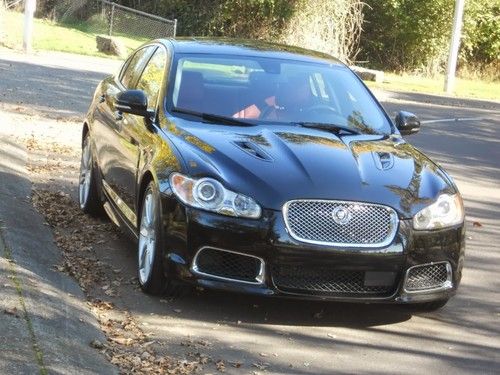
xmin=0 ymin=58 xmax=109 ymax=119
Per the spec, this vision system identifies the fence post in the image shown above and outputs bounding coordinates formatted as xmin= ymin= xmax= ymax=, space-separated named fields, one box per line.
xmin=173 ymin=18 xmax=177 ymax=37
xmin=23 ymin=0 xmax=36 ymax=53
xmin=108 ymin=2 xmax=115 ymax=36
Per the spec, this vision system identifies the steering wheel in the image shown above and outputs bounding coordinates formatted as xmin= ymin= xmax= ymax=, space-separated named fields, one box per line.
xmin=304 ymin=104 xmax=338 ymax=115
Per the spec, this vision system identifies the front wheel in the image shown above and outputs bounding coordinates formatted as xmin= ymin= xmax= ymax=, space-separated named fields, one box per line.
xmin=137 ymin=182 xmax=187 ymax=296
xmin=79 ymin=133 xmax=103 ymax=216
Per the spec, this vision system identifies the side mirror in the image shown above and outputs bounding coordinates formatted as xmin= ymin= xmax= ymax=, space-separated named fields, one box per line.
xmin=115 ymin=90 xmax=152 ymax=118
xmin=395 ymin=111 xmax=420 ymax=135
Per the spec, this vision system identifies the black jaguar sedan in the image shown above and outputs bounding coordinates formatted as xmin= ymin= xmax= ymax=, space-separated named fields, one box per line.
xmin=79 ymin=39 xmax=465 ymax=310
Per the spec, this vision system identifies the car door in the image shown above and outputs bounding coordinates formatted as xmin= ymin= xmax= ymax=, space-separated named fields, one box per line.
xmin=112 ymin=45 xmax=168 ymax=228
xmin=93 ymin=45 xmax=157 ymax=227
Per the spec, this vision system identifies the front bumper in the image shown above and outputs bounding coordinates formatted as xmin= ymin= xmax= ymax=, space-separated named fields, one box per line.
xmin=163 ymin=206 xmax=465 ymax=303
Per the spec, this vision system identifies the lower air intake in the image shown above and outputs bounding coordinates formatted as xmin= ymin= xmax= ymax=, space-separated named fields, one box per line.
xmin=405 ymin=262 xmax=452 ymax=292
xmin=272 ymin=265 xmax=395 ymax=297
xmin=193 ymin=247 xmax=263 ymax=284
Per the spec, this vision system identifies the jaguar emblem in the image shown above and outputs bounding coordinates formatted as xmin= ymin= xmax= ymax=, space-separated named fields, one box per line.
xmin=332 ymin=206 xmax=351 ymax=225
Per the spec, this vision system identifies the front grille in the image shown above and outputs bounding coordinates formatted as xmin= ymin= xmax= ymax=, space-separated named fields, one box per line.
xmin=272 ymin=265 xmax=396 ymax=296
xmin=283 ymin=200 xmax=398 ymax=247
xmin=405 ymin=262 xmax=451 ymax=291
xmin=193 ymin=247 xmax=263 ymax=284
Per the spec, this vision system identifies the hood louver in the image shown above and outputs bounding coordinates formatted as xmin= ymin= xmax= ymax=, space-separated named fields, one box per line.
xmin=234 ymin=141 xmax=272 ymax=161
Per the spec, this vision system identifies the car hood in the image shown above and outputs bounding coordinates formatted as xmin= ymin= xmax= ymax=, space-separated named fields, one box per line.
xmin=163 ymin=119 xmax=455 ymax=218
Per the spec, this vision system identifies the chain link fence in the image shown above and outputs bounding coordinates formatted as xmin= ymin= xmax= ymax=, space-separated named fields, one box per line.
xmin=57 ymin=0 xmax=177 ymax=39
xmin=1 ymin=0 xmax=177 ymax=54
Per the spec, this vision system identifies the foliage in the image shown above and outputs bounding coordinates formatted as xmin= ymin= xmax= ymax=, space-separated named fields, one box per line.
xmin=28 ymin=0 xmax=500 ymax=75
xmin=281 ymin=0 xmax=365 ymax=62
xmin=461 ymin=0 xmax=500 ymax=67
xmin=122 ymin=0 xmax=364 ymax=62
xmin=359 ymin=0 xmax=499 ymax=77
xmin=359 ymin=0 xmax=455 ymax=74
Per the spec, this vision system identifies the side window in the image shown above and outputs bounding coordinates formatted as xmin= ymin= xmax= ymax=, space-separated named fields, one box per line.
xmin=136 ymin=47 xmax=168 ymax=110
xmin=120 ymin=46 xmax=156 ymax=89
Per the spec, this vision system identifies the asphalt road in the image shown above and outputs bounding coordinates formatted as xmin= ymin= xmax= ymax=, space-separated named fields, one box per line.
xmin=1 ymin=50 xmax=499 ymax=374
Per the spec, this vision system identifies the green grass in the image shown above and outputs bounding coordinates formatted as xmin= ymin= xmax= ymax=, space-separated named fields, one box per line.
xmin=0 ymin=10 xmax=146 ymax=58
xmin=366 ymin=72 xmax=500 ymax=101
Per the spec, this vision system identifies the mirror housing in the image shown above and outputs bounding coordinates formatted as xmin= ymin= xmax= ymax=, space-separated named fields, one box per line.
xmin=395 ymin=111 xmax=420 ymax=135
xmin=115 ymin=90 xmax=152 ymax=118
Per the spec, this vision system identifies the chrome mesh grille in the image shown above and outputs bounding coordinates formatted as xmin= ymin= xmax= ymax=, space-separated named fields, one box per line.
xmin=284 ymin=200 xmax=398 ymax=247
xmin=405 ymin=263 xmax=450 ymax=291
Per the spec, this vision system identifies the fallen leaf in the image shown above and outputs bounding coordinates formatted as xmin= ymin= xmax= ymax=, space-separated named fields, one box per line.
xmin=252 ymin=362 xmax=269 ymax=370
xmin=3 ymin=307 xmax=19 ymax=318
xmin=109 ymin=336 xmax=134 ymax=346
xmin=90 ymin=339 xmax=104 ymax=349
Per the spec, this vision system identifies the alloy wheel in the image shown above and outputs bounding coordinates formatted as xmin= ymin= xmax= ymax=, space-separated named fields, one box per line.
xmin=138 ymin=191 xmax=157 ymax=285
xmin=79 ymin=138 xmax=92 ymax=209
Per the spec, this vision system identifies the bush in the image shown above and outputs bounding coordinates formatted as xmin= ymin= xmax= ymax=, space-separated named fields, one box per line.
xmin=281 ymin=0 xmax=365 ymax=62
xmin=359 ymin=0 xmax=454 ymax=74
xmin=359 ymin=0 xmax=499 ymax=77
xmin=461 ymin=0 xmax=500 ymax=67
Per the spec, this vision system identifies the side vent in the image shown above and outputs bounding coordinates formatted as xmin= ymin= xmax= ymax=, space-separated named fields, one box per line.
xmin=234 ymin=141 xmax=272 ymax=161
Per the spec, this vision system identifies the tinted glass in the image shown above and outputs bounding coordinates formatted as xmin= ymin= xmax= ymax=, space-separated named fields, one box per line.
xmin=137 ymin=47 xmax=167 ymax=109
xmin=120 ymin=46 xmax=156 ymax=89
xmin=170 ymin=54 xmax=392 ymax=134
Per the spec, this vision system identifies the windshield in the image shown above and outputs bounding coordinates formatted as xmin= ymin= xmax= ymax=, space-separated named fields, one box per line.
xmin=169 ymin=54 xmax=392 ymax=134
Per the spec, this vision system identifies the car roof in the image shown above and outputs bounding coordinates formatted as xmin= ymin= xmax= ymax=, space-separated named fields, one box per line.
xmin=155 ymin=38 xmax=345 ymax=66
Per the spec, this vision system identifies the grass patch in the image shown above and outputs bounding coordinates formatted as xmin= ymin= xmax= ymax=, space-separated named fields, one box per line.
xmin=366 ymin=72 xmax=500 ymax=101
xmin=0 ymin=10 xmax=146 ymax=58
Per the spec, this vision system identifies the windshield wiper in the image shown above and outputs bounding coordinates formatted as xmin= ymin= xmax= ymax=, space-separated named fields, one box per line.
xmin=294 ymin=122 xmax=361 ymax=135
xmin=172 ymin=107 xmax=255 ymax=127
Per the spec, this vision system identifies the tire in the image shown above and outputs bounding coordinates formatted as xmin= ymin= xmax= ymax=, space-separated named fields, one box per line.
xmin=137 ymin=181 xmax=188 ymax=296
xmin=79 ymin=133 xmax=104 ymax=216
xmin=412 ymin=299 xmax=449 ymax=312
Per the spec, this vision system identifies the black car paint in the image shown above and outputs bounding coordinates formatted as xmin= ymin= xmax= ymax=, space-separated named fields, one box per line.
xmin=84 ymin=38 xmax=465 ymax=303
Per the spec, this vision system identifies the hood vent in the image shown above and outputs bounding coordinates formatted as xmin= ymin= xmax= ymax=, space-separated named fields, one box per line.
xmin=234 ymin=141 xmax=272 ymax=161
xmin=373 ymin=152 xmax=394 ymax=170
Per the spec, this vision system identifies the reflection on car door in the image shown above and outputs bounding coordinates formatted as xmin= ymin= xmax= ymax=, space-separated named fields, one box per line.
xmin=112 ymin=46 xmax=168 ymax=228
xmin=93 ymin=45 xmax=157 ymax=228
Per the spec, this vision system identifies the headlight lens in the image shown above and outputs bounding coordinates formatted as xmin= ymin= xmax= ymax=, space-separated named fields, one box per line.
xmin=413 ymin=193 xmax=464 ymax=230
xmin=169 ymin=173 xmax=262 ymax=219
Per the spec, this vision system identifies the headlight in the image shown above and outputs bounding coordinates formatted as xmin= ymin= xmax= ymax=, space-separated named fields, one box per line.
xmin=169 ymin=173 xmax=262 ymax=219
xmin=413 ymin=193 xmax=464 ymax=230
